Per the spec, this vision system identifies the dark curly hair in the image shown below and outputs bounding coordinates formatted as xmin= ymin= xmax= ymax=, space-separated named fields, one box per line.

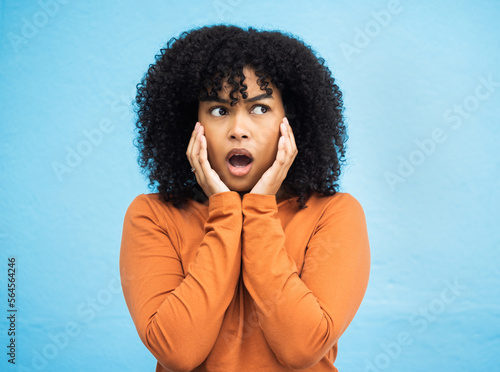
xmin=134 ymin=24 xmax=347 ymax=208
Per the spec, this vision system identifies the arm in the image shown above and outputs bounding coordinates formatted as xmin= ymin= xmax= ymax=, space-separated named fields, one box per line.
xmin=120 ymin=191 xmax=242 ymax=372
xmin=241 ymin=192 xmax=370 ymax=369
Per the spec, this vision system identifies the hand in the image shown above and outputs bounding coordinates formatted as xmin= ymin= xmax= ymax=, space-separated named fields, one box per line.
xmin=250 ymin=117 xmax=298 ymax=196
xmin=186 ymin=122 xmax=230 ymax=198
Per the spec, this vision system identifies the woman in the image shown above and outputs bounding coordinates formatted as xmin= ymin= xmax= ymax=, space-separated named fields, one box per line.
xmin=120 ymin=24 xmax=370 ymax=371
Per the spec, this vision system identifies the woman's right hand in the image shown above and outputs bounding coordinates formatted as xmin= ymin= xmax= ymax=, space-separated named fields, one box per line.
xmin=186 ymin=122 xmax=230 ymax=198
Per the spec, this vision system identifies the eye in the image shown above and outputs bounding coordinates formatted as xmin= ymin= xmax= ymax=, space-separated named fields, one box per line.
xmin=251 ymin=105 xmax=269 ymax=115
xmin=210 ymin=107 xmax=228 ymax=117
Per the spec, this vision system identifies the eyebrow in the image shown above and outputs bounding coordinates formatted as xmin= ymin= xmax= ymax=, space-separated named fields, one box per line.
xmin=201 ymin=93 xmax=274 ymax=104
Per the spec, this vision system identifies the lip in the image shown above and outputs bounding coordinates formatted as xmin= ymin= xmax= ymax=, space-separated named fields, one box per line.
xmin=226 ymin=148 xmax=253 ymax=177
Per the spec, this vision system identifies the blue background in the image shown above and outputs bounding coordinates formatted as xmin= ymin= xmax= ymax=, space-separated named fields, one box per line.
xmin=1 ymin=0 xmax=499 ymax=371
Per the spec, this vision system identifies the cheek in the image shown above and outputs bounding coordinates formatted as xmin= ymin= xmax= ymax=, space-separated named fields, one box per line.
xmin=265 ymin=124 xmax=281 ymax=144
xmin=256 ymin=126 xmax=280 ymax=160
xmin=203 ymin=130 xmax=221 ymax=164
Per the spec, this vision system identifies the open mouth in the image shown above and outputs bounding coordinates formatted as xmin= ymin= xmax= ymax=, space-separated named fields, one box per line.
xmin=226 ymin=148 xmax=253 ymax=177
xmin=228 ymin=154 xmax=253 ymax=168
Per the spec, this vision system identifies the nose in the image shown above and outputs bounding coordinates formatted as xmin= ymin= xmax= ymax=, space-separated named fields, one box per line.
xmin=228 ymin=113 xmax=250 ymax=140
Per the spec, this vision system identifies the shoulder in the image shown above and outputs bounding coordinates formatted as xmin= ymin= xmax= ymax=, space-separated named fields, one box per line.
xmin=125 ymin=193 xmax=166 ymax=215
xmin=303 ymin=192 xmax=368 ymax=228
xmin=279 ymin=192 xmax=367 ymax=231
xmin=306 ymin=191 xmax=365 ymax=214
xmin=123 ymin=193 xmax=183 ymax=224
xmin=124 ymin=193 xmax=208 ymax=225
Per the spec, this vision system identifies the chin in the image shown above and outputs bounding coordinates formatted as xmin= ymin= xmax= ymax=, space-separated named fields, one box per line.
xmin=227 ymin=184 xmax=253 ymax=193
xmin=224 ymin=178 xmax=256 ymax=193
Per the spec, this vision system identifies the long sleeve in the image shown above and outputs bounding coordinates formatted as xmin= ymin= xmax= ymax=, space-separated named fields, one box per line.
xmin=119 ymin=192 xmax=242 ymax=372
xmin=241 ymin=192 xmax=370 ymax=370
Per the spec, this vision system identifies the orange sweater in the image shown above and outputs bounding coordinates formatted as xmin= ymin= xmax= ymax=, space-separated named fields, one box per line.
xmin=120 ymin=191 xmax=370 ymax=372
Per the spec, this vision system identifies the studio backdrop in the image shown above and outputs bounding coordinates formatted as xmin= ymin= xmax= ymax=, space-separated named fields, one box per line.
xmin=1 ymin=0 xmax=499 ymax=371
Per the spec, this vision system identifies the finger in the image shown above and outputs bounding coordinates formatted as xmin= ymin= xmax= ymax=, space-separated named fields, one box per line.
xmin=187 ymin=126 xmax=201 ymax=166
xmin=283 ymin=122 xmax=297 ymax=171
xmin=186 ymin=122 xmax=200 ymax=161
xmin=276 ymin=134 xmax=287 ymax=166
xmin=187 ymin=123 xmax=201 ymax=171
xmin=190 ymin=128 xmax=206 ymax=184
xmin=277 ymin=119 xmax=295 ymax=178
xmin=280 ymin=121 xmax=293 ymax=159
xmin=284 ymin=117 xmax=297 ymax=157
xmin=283 ymin=117 xmax=296 ymax=150
xmin=280 ymin=123 xmax=295 ymax=173
xmin=199 ymin=130 xmax=213 ymax=177
xmin=262 ymin=134 xmax=285 ymax=179
xmin=198 ymin=128 xmax=230 ymax=194
xmin=267 ymin=139 xmax=288 ymax=186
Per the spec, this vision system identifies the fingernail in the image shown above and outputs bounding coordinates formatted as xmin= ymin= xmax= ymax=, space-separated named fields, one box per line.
xmin=195 ymin=122 xmax=200 ymax=130
xmin=281 ymin=123 xmax=287 ymax=131
xmin=280 ymin=136 xmax=285 ymax=143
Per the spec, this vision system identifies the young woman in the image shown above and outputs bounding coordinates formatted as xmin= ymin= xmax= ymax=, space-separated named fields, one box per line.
xmin=120 ymin=25 xmax=370 ymax=371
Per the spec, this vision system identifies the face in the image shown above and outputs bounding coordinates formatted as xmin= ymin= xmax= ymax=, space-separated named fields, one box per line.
xmin=198 ymin=67 xmax=286 ymax=193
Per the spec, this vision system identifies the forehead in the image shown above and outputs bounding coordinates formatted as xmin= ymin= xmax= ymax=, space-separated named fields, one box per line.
xmin=216 ymin=68 xmax=277 ymax=97
xmin=221 ymin=68 xmax=258 ymax=91
xmin=199 ymin=65 xmax=282 ymax=106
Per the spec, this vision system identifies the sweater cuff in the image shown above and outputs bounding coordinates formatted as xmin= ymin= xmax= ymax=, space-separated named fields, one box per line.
xmin=208 ymin=191 xmax=241 ymax=214
xmin=242 ymin=193 xmax=278 ymax=215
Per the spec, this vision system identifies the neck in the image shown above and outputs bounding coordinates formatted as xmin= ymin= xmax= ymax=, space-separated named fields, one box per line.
xmin=236 ymin=188 xmax=286 ymax=201
xmin=275 ymin=188 xmax=286 ymax=202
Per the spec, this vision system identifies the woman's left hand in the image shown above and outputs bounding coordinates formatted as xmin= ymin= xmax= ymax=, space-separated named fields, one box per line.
xmin=250 ymin=117 xmax=298 ymax=196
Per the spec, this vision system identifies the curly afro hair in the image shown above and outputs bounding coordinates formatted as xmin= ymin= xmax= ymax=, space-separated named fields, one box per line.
xmin=134 ymin=24 xmax=347 ymax=208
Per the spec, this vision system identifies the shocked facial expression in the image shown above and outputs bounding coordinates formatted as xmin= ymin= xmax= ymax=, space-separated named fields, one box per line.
xmin=198 ymin=67 xmax=286 ymax=193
